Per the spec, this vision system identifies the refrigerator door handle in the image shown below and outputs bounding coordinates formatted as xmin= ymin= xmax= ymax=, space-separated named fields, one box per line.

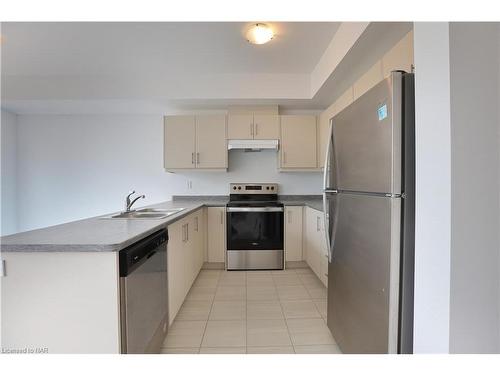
xmin=323 ymin=118 xmax=334 ymax=191
xmin=323 ymin=193 xmax=331 ymax=260
xmin=323 ymin=191 xmax=339 ymax=263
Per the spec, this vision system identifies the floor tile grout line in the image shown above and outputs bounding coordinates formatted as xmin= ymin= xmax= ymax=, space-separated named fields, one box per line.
xmin=298 ymin=267 xmax=324 ymax=317
xmin=198 ymin=269 xmax=221 ymax=352
xmin=273 ymin=271 xmax=295 ymax=353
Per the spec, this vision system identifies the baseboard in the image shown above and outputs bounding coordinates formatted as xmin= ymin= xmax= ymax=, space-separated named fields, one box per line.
xmin=202 ymin=262 xmax=225 ymax=270
xmin=285 ymin=261 xmax=309 ymax=269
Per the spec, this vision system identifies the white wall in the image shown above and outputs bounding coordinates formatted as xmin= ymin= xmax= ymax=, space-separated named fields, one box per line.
xmin=1 ymin=109 xmax=18 ymax=235
xmin=448 ymin=23 xmax=500 ymax=353
xmin=15 ymin=114 xmax=322 ymax=233
xmin=412 ymin=22 xmax=452 ymax=353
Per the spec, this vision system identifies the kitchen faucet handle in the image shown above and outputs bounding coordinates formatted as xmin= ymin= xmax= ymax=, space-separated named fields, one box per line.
xmin=125 ymin=190 xmax=136 ymax=210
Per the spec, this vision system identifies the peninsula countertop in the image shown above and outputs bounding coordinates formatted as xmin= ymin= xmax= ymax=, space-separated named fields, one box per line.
xmin=0 ymin=195 xmax=323 ymax=253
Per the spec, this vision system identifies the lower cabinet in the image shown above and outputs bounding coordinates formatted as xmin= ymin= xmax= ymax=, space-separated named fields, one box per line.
xmin=284 ymin=206 xmax=303 ymax=262
xmin=304 ymin=207 xmax=328 ymax=287
xmin=167 ymin=208 xmax=205 ymax=325
xmin=207 ymin=206 xmax=226 ymax=263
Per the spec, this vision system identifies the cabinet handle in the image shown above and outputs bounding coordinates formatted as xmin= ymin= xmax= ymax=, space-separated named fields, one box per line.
xmin=195 ymin=216 xmax=199 ymax=232
xmin=255 ymin=123 xmax=258 ymax=136
xmin=250 ymin=123 xmax=254 ymax=137
xmin=196 ymin=152 xmax=200 ymax=164
xmin=287 ymin=210 xmax=292 ymax=224
xmin=283 ymin=151 xmax=287 ymax=165
xmin=220 ymin=210 xmax=223 ymax=225
xmin=186 ymin=223 xmax=189 ymax=242
xmin=316 ymin=216 xmax=320 ymax=232
xmin=191 ymin=152 xmax=195 ymax=165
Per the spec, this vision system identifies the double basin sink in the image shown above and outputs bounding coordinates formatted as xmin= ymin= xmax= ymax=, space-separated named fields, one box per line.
xmin=104 ymin=207 xmax=185 ymax=220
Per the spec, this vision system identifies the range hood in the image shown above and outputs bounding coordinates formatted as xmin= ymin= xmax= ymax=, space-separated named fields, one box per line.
xmin=227 ymin=139 xmax=279 ymax=151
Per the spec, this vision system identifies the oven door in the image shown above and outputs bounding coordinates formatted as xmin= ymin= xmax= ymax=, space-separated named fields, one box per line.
xmin=226 ymin=207 xmax=284 ymax=270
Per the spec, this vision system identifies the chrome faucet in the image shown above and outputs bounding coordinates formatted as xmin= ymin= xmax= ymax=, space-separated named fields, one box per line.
xmin=124 ymin=191 xmax=146 ymax=212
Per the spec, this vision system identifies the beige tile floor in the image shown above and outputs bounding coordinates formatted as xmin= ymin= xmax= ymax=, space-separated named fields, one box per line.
xmin=161 ymin=267 xmax=342 ymax=354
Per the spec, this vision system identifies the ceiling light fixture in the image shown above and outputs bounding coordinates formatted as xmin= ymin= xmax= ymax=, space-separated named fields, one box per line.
xmin=246 ymin=23 xmax=274 ymax=45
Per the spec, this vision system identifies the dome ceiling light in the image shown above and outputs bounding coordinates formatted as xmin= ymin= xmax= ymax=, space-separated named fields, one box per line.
xmin=245 ymin=23 xmax=274 ymax=45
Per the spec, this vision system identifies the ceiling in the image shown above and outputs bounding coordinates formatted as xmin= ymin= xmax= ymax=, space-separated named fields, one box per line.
xmin=0 ymin=22 xmax=412 ymax=114
xmin=1 ymin=22 xmax=340 ymax=76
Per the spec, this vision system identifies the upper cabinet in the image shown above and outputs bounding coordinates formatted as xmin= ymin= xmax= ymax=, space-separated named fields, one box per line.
xmin=164 ymin=115 xmax=196 ymax=170
xmin=227 ymin=113 xmax=279 ymax=140
xmin=164 ymin=115 xmax=227 ymax=171
xmin=253 ymin=114 xmax=280 ymax=139
xmin=195 ymin=115 xmax=227 ymax=169
xmin=280 ymin=115 xmax=318 ymax=170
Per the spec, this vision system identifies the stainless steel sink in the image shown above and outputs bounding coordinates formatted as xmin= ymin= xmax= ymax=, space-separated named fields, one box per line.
xmin=137 ymin=208 xmax=184 ymax=214
xmin=102 ymin=208 xmax=185 ymax=220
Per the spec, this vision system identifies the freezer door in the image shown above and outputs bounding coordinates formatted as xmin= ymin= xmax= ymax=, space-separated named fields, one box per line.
xmin=330 ymin=72 xmax=402 ymax=194
xmin=327 ymin=192 xmax=401 ymax=353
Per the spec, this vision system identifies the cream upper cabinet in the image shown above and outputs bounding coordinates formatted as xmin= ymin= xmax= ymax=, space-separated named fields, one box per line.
xmin=164 ymin=115 xmax=227 ymax=171
xmin=227 ymin=114 xmax=253 ymax=139
xmin=284 ymin=206 xmax=303 ymax=262
xmin=253 ymin=114 xmax=280 ymax=139
xmin=207 ymin=207 xmax=226 ymax=263
xmin=280 ymin=115 xmax=317 ymax=169
xmin=164 ymin=116 xmax=196 ymax=170
xmin=228 ymin=113 xmax=279 ymax=140
xmin=195 ymin=115 xmax=227 ymax=169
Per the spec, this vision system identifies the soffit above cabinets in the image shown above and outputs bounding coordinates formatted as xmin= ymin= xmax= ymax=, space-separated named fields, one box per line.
xmin=1 ymin=22 xmax=412 ymax=114
xmin=227 ymin=105 xmax=279 ymax=115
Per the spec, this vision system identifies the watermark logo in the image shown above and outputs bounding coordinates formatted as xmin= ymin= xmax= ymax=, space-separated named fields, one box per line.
xmin=1 ymin=347 xmax=49 ymax=354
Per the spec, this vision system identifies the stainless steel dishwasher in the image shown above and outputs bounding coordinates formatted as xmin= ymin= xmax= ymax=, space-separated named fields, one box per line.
xmin=119 ymin=229 xmax=168 ymax=354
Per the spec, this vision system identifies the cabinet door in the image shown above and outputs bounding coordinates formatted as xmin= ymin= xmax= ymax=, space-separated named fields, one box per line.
xmin=183 ymin=221 xmax=195 ymax=293
xmin=192 ymin=209 xmax=205 ymax=274
xmin=167 ymin=219 xmax=185 ymax=325
xmin=164 ymin=116 xmax=196 ymax=170
xmin=227 ymin=114 xmax=253 ymax=139
xmin=280 ymin=115 xmax=317 ymax=169
xmin=196 ymin=115 xmax=227 ymax=169
xmin=253 ymin=114 xmax=280 ymax=140
xmin=207 ymin=207 xmax=226 ymax=263
xmin=284 ymin=206 xmax=303 ymax=262
xmin=306 ymin=207 xmax=324 ymax=277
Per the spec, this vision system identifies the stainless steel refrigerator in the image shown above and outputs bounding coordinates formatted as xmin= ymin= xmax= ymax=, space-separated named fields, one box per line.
xmin=323 ymin=71 xmax=415 ymax=354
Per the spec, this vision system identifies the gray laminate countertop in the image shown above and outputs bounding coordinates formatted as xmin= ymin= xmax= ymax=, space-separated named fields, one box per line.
xmin=279 ymin=195 xmax=323 ymax=211
xmin=0 ymin=195 xmax=322 ymax=253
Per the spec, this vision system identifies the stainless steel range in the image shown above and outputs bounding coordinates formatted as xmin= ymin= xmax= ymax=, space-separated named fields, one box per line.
xmin=226 ymin=183 xmax=284 ymax=270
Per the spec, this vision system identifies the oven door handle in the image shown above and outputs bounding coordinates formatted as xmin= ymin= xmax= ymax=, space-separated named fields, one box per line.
xmin=226 ymin=207 xmax=284 ymax=212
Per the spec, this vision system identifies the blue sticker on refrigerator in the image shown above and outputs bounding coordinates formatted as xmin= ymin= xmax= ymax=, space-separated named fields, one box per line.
xmin=377 ymin=104 xmax=388 ymax=121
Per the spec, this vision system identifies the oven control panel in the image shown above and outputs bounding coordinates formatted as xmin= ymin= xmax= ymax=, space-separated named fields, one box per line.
xmin=229 ymin=183 xmax=278 ymax=194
